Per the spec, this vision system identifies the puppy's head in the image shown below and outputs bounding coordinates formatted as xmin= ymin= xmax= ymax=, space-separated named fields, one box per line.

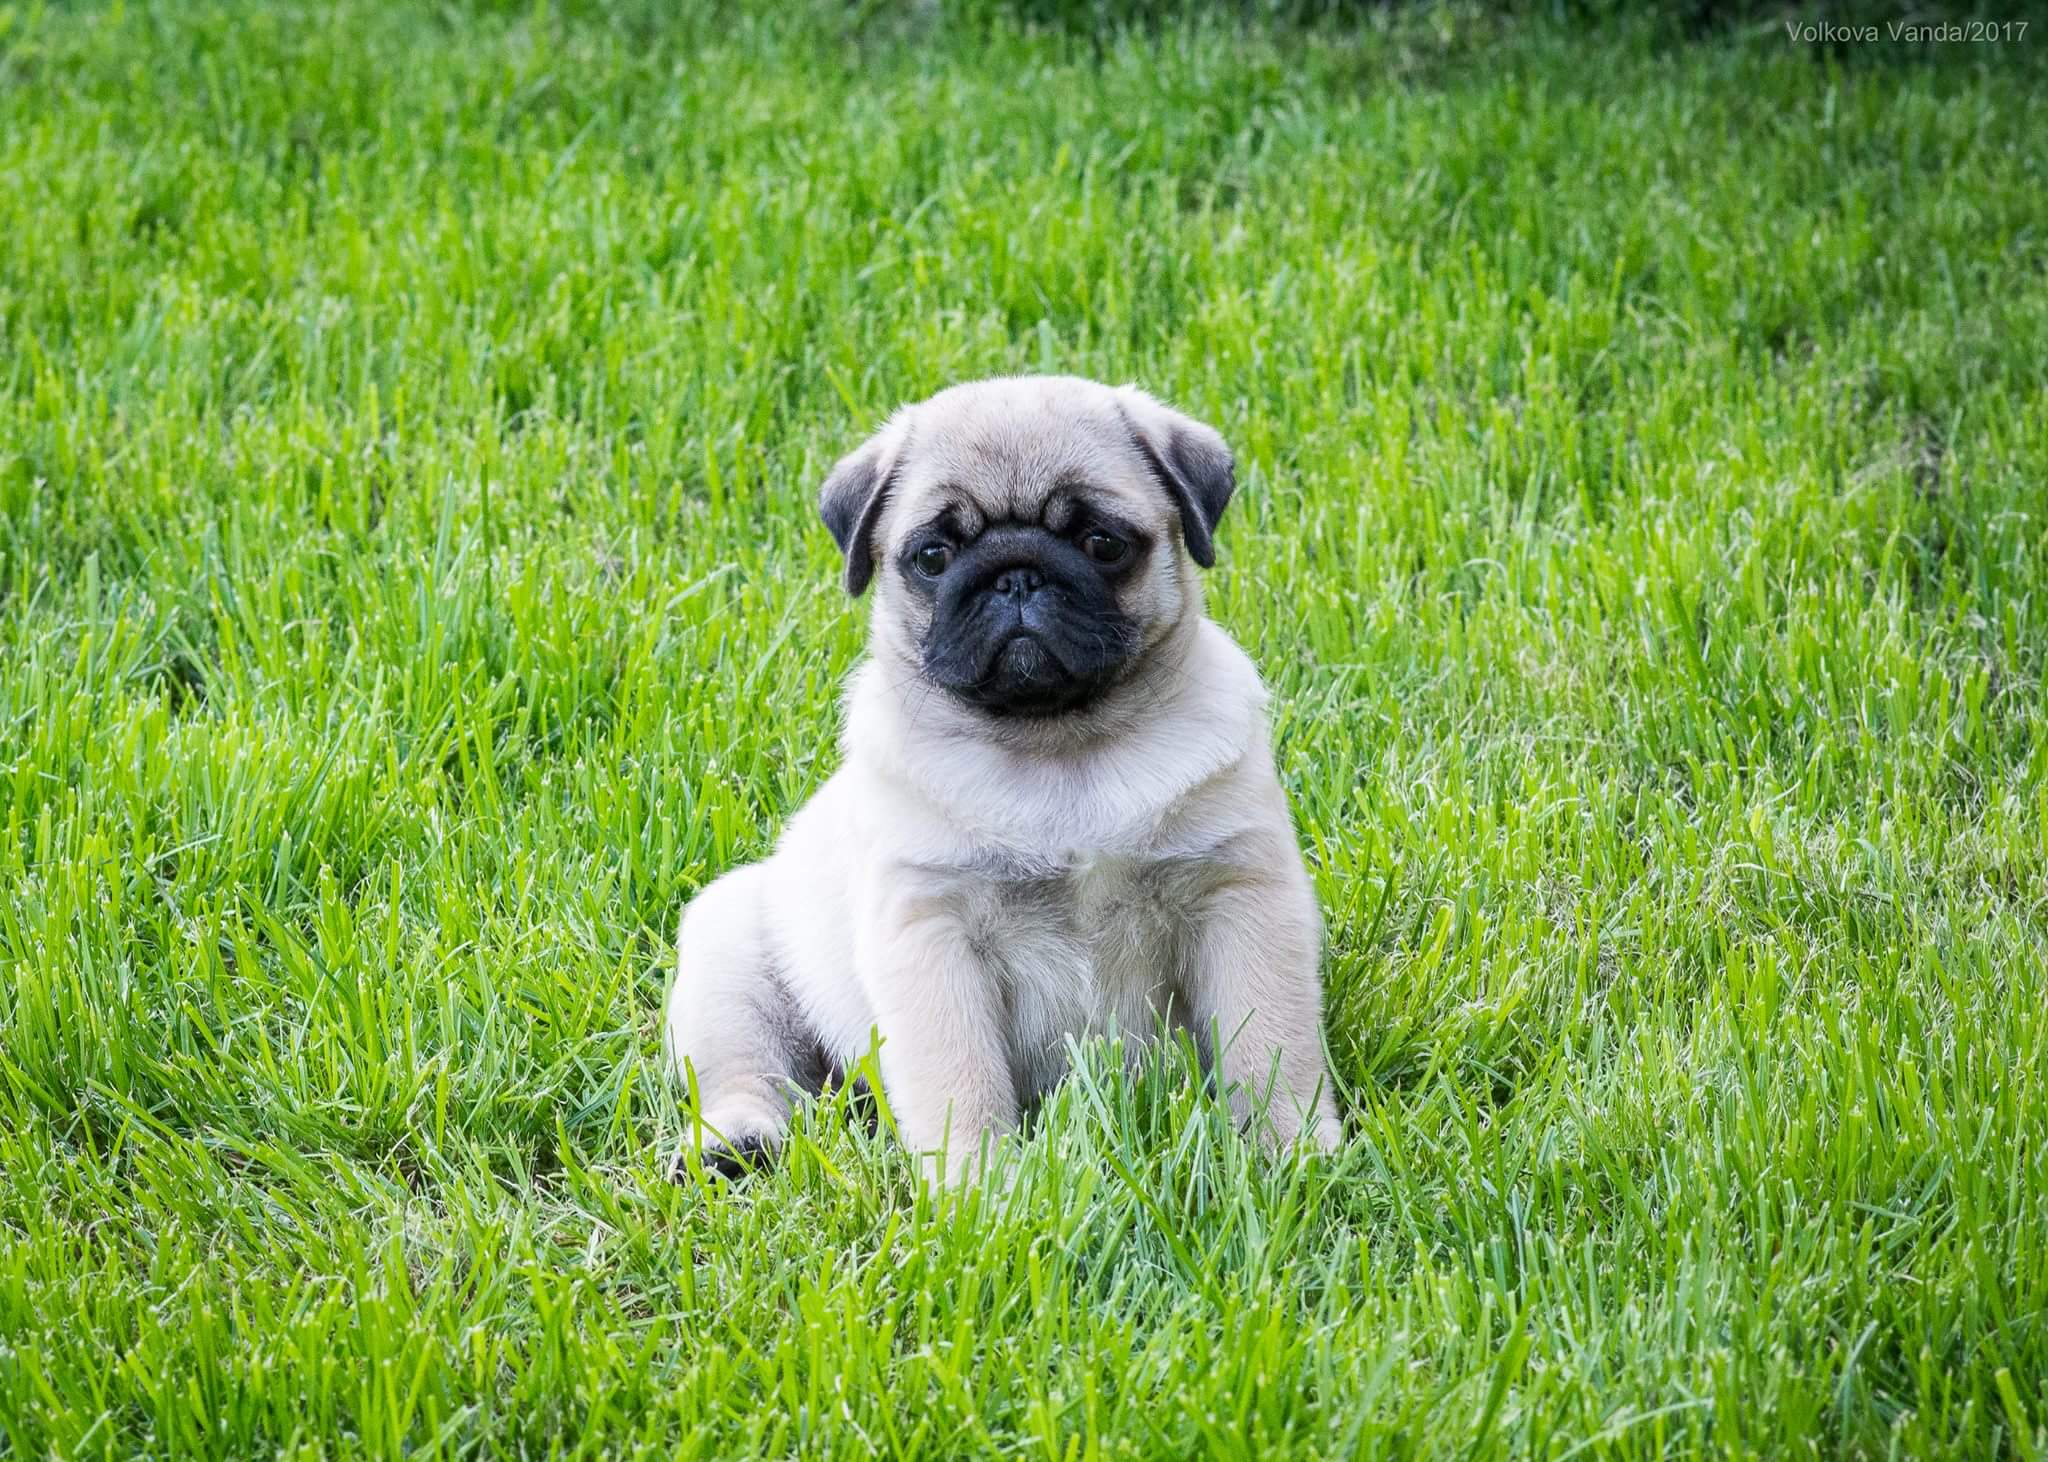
xmin=818 ymin=376 xmax=1234 ymax=719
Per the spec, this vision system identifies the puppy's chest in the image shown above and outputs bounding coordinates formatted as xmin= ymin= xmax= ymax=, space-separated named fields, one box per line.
xmin=966 ymin=852 xmax=1210 ymax=1064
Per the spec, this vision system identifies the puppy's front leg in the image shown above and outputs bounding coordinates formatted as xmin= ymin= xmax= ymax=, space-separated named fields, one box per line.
xmin=860 ymin=882 xmax=1016 ymax=1186
xmin=1184 ymin=863 xmax=1342 ymax=1153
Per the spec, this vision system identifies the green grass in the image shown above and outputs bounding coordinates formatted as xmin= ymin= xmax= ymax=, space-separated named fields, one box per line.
xmin=3 ymin=1 xmax=2046 ymax=1455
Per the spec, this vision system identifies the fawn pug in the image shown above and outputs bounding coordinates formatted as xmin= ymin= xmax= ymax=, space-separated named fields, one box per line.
xmin=665 ymin=375 xmax=1341 ymax=1184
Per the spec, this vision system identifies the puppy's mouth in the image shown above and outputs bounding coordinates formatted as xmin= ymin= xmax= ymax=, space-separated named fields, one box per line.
xmin=958 ymin=630 xmax=1102 ymax=718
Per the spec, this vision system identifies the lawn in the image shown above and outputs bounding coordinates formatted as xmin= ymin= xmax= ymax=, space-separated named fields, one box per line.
xmin=3 ymin=1 xmax=2046 ymax=1455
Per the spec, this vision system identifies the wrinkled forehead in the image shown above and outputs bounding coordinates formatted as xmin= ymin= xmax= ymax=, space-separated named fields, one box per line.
xmin=889 ymin=391 xmax=1153 ymax=534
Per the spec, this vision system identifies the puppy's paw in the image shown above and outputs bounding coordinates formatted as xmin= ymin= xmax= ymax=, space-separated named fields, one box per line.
xmin=672 ymin=1132 xmax=778 ymax=1184
xmin=1251 ymin=1103 xmax=1342 ymax=1160
xmin=916 ymin=1132 xmax=1019 ymax=1198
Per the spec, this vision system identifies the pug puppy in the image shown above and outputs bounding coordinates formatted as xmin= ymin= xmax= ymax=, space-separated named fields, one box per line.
xmin=664 ymin=375 xmax=1341 ymax=1184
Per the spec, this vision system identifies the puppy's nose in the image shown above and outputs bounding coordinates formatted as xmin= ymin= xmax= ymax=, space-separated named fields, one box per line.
xmin=991 ymin=566 xmax=1046 ymax=599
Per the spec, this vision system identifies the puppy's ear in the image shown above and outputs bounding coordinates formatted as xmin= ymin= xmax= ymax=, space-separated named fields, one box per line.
xmin=818 ymin=410 xmax=912 ymax=596
xmin=1115 ymin=388 xmax=1235 ymax=569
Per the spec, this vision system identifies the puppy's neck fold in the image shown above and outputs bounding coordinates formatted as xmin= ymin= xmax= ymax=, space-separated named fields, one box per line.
xmin=841 ymin=614 xmax=1266 ymax=857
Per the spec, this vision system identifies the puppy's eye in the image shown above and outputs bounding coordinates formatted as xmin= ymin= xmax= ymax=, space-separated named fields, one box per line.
xmin=1079 ymin=531 xmax=1128 ymax=565
xmin=913 ymin=543 xmax=953 ymax=577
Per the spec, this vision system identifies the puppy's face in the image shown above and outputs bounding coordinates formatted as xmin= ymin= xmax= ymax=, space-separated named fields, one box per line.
xmin=819 ymin=377 xmax=1235 ymax=719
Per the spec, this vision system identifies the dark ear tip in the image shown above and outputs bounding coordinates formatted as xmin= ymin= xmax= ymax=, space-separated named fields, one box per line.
xmin=818 ymin=490 xmax=856 ymax=555
xmin=819 ymin=424 xmax=905 ymax=595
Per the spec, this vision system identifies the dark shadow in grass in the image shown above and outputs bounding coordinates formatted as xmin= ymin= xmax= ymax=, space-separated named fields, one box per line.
xmin=138 ymin=643 xmax=214 ymax=715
